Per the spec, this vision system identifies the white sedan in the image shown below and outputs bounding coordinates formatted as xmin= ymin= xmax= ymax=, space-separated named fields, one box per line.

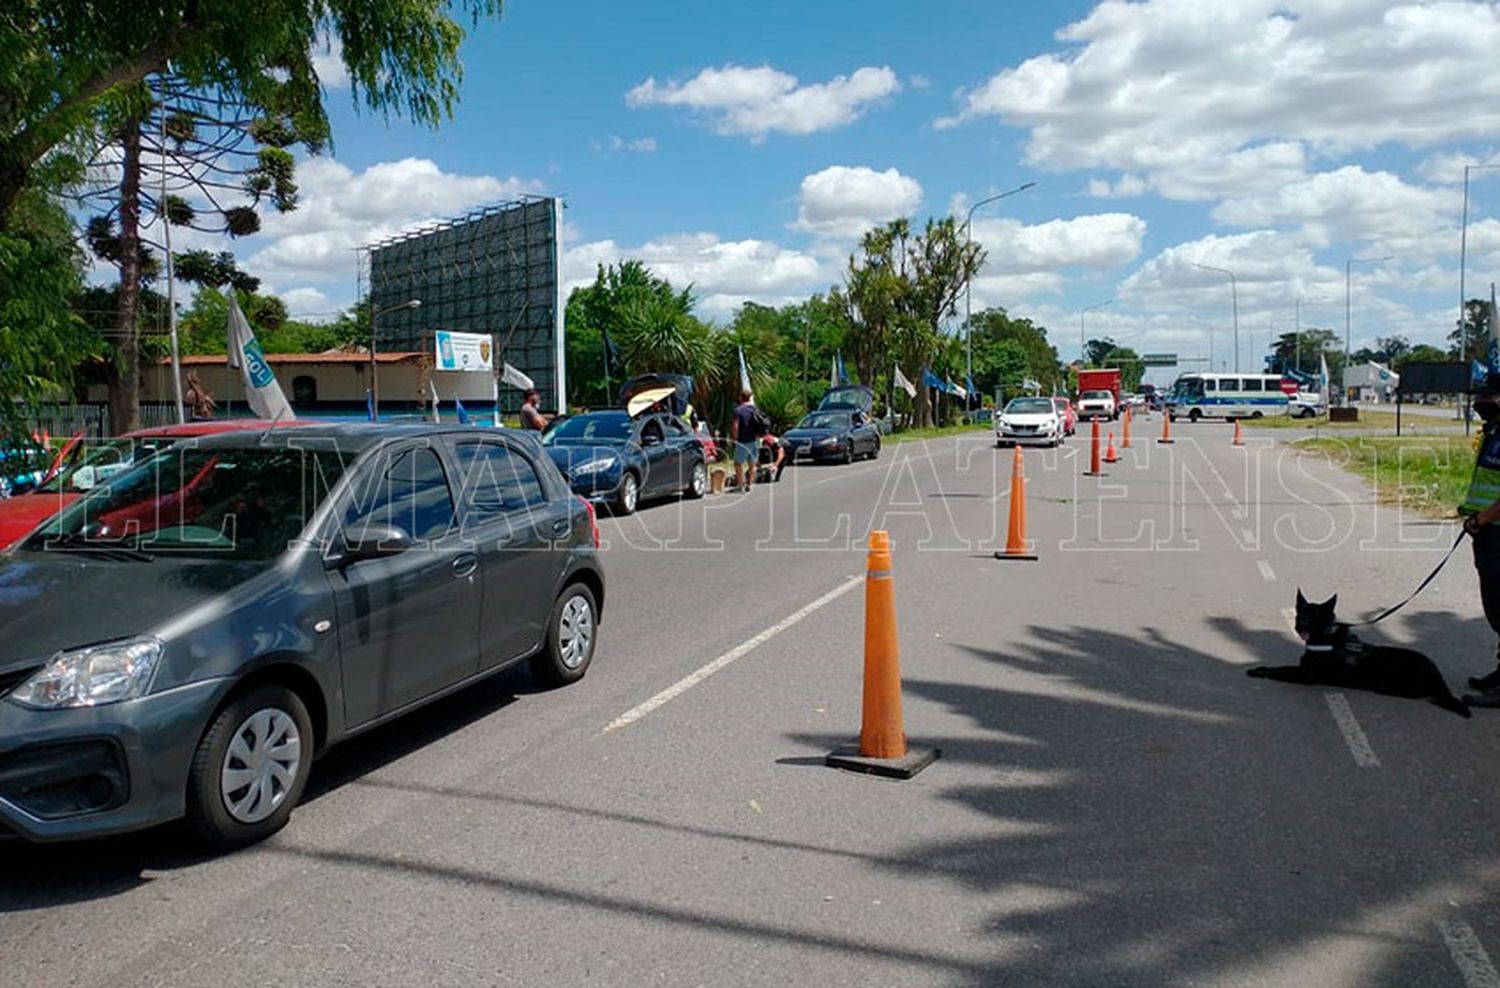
xmin=995 ymin=397 xmax=1066 ymax=447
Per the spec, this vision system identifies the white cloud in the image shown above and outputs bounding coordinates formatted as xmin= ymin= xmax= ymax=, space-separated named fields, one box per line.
xmin=244 ymin=156 xmax=542 ymax=284
xmin=607 ymin=136 xmax=657 ymax=153
xmin=310 ymin=34 xmax=348 ymax=90
xmin=280 ymin=287 xmax=335 ymax=320
xmin=1087 ymin=174 xmax=1148 ymax=199
xmin=939 ymin=1 xmax=1500 ymax=200
xmin=626 ymin=64 xmax=900 ymax=140
xmin=794 ymin=165 xmax=923 ymax=238
xmin=563 ymin=232 xmax=831 ymax=320
xmin=1211 ymin=166 xmax=1458 ymax=253
xmin=971 ymin=212 xmax=1147 ymax=273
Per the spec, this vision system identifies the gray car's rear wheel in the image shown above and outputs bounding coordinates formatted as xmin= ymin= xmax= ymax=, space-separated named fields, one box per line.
xmin=187 ymin=684 xmax=312 ymax=849
xmin=531 ymin=583 xmax=598 ymax=687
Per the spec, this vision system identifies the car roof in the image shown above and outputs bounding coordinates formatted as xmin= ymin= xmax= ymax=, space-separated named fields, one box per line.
xmin=122 ymin=419 xmax=315 ymax=439
xmin=155 ymin=422 xmax=544 ymax=455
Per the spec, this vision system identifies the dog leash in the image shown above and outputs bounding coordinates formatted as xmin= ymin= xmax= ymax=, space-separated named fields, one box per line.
xmin=1349 ymin=528 xmax=1470 ymax=627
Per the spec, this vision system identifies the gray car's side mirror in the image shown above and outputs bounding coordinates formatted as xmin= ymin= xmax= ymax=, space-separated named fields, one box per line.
xmin=333 ymin=523 xmax=414 ymax=566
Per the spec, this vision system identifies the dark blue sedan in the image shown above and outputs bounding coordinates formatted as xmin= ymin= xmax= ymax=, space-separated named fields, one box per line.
xmin=781 ymin=409 xmax=881 ymax=464
xmin=542 ymin=410 xmax=708 ymax=515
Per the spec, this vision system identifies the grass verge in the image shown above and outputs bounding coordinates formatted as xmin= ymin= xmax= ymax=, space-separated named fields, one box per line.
xmin=1293 ymin=435 xmax=1476 ymax=518
xmin=885 ymin=422 xmax=991 ymax=445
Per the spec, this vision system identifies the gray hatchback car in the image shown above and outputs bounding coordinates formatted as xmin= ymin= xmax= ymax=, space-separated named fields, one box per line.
xmin=0 ymin=424 xmax=604 ymax=848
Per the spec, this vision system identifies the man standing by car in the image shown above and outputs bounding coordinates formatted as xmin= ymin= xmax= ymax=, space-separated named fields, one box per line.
xmin=730 ymin=390 xmax=766 ymax=492
xmin=520 ymin=389 xmax=548 ymax=432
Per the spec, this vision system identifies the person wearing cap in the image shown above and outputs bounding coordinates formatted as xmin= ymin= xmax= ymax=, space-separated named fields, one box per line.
xmin=1462 ymin=387 xmax=1500 ymax=705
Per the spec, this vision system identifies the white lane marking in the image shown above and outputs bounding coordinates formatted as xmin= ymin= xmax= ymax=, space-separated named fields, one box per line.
xmin=1324 ymin=693 xmax=1381 ymax=768
xmin=1440 ymin=920 xmax=1500 ymax=988
xmin=602 ymin=574 xmax=864 ymax=733
xmin=1257 ymin=560 xmax=1276 ymax=582
xmin=988 ymin=487 xmax=1013 ymax=505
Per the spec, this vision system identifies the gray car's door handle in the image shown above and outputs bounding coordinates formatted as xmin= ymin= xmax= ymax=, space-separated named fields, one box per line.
xmin=552 ymin=518 xmax=571 ymax=537
xmin=452 ymin=553 xmax=478 ymax=578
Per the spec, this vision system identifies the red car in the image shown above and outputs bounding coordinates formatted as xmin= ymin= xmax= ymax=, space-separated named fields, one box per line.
xmin=1051 ymin=396 xmax=1077 ymax=436
xmin=0 ymin=420 xmax=310 ymax=550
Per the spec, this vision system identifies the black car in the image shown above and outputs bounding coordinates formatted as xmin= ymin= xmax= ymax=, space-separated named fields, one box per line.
xmin=0 ymin=424 xmax=604 ymax=847
xmin=542 ymin=410 xmax=707 ymax=515
xmin=782 ymin=409 xmax=881 ymax=463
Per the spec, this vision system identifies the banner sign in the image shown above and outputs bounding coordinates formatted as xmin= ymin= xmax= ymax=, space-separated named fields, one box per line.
xmin=435 ymin=330 xmax=494 ymax=372
xmin=1141 ymin=353 xmax=1178 ymax=367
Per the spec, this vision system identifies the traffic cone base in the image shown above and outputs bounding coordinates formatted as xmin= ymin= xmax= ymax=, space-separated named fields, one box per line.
xmin=826 ymin=530 xmax=940 ymax=779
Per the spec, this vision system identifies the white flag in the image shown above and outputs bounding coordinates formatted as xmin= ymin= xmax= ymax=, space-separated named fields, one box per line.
xmin=500 ymin=362 xmax=534 ymax=390
xmin=893 ymin=365 xmax=917 ymax=398
xmin=429 ymin=380 xmax=441 ymax=422
xmin=1320 ymin=352 xmax=1331 ymax=405
xmin=225 ymin=291 xmax=293 ymax=421
xmin=738 ymin=346 xmax=752 ymax=395
xmin=829 ymin=355 xmax=839 ymax=388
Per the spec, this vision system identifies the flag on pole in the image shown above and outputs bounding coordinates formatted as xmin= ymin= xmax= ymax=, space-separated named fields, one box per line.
xmin=602 ymin=329 xmax=621 ymax=376
xmin=837 ymin=351 xmax=849 ymax=385
xmin=500 ymin=362 xmax=534 ymax=390
xmin=738 ymin=346 xmax=752 ymax=395
xmin=1320 ymin=352 xmax=1331 ymax=406
xmin=365 ymin=388 xmax=376 ymax=422
xmin=429 ymin=380 xmax=441 ymax=422
xmin=829 ymin=355 xmax=839 ymax=388
xmin=965 ymin=373 xmax=976 ymax=398
xmin=948 ymin=377 xmax=967 ymax=399
xmin=893 ymin=365 xmax=917 ymax=397
xmin=455 ymin=396 xmax=469 ymax=425
xmin=226 ymin=291 xmax=294 ymax=421
xmin=922 ymin=367 xmax=946 ymax=391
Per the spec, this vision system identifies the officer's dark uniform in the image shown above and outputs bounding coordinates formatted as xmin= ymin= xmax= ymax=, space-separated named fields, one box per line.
xmin=1463 ymin=394 xmax=1500 ymax=695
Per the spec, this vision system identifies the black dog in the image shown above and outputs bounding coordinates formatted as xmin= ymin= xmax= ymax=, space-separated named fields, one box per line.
xmin=1245 ymin=591 xmax=1470 ymax=718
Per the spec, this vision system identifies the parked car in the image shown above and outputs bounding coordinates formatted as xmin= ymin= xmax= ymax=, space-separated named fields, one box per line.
xmin=0 ymin=423 xmax=604 ymax=847
xmin=1051 ymin=396 xmax=1077 ymax=436
xmin=0 ymin=420 xmax=314 ymax=551
xmin=0 ymin=444 xmax=47 ymax=499
xmin=996 ymin=396 xmax=1066 ymax=447
xmin=782 ymin=409 xmax=881 ymax=463
xmin=1076 ymin=389 xmax=1117 ymax=420
xmin=1287 ymin=392 xmax=1325 ymax=418
xmin=542 ymin=409 xmax=707 ymax=515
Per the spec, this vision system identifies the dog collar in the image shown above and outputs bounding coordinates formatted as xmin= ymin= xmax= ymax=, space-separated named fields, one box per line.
xmin=1304 ymin=644 xmax=1335 ymax=652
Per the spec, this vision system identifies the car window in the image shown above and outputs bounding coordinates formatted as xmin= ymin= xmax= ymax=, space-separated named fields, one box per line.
xmin=346 ymin=446 xmax=455 ymax=543
xmin=640 ymin=418 xmax=666 ymax=444
xmin=1219 ymin=378 xmax=1240 ymax=392
xmin=1242 ymin=378 xmax=1262 ymax=392
xmin=451 ymin=441 xmax=548 ymax=524
xmin=664 ymin=416 xmax=689 ymax=436
xmin=543 ymin=413 xmax=632 ymax=443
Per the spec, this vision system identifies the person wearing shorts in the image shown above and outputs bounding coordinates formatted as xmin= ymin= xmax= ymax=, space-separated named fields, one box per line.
xmin=730 ymin=390 xmax=764 ymax=492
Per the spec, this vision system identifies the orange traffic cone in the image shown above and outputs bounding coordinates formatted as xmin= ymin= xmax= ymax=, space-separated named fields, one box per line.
xmin=1121 ymin=407 xmax=1132 ymax=449
xmin=1232 ymin=419 xmax=1244 ymax=446
xmin=1083 ymin=417 xmax=1106 ymax=476
xmin=995 ymin=445 xmax=1038 ymax=561
xmin=825 ymin=530 xmax=940 ymax=779
xmin=1158 ymin=411 xmax=1175 ymax=445
xmin=1104 ymin=431 xmax=1119 ymax=463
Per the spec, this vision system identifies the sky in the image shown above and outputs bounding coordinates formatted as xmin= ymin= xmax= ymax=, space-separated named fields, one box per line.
xmin=161 ymin=0 xmax=1500 ymax=377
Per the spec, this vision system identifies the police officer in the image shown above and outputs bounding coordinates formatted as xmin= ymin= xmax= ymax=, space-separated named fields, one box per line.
xmin=1462 ymin=387 xmax=1500 ymax=705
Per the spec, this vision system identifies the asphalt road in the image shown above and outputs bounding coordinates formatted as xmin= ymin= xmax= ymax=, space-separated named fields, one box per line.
xmin=4 ymin=420 xmax=1500 ymax=987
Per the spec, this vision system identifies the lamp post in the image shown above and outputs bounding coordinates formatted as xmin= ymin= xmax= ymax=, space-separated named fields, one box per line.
xmin=1079 ymin=299 xmax=1113 ymax=366
xmin=370 ymin=298 xmax=422 ymax=417
xmin=1192 ymin=262 xmax=1240 ymax=372
xmin=1344 ymin=256 xmax=1391 ymax=404
xmin=963 ymin=181 xmax=1037 ymax=382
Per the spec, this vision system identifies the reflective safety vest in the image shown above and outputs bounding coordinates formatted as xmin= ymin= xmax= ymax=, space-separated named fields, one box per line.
xmin=1463 ymin=426 xmax=1500 ymax=517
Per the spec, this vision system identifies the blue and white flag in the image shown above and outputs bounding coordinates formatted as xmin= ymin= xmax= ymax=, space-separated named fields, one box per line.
xmin=739 ymin=346 xmax=753 ymax=395
xmin=922 ymin=367 xmax=946 ymax=391
xmin=965 ymin=373 xmax=976 ymax=398
xmin=429 ymin=380 xmax=441 ymax=422
xmin=365 ymin=388 xmax=376 ymax=422
xmin=455 ymin=396 xmax=469 ymax=424
xmin=837 ymin=351 xmax=849 ymax=385
xmin=226 ymin=291 xmax=293 ymax=421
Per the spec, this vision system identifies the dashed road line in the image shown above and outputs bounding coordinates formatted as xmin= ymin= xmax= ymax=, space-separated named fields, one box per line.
xmin=602 ymin=573 xmax=864 ymax=734
xmin=1439 ymin=920 xmax=1500 ymax=988
xmin=1324 ymin=692 xmax=1381 ymax=768
xmin=1257 ymin=560 xmax=1276 ymax=582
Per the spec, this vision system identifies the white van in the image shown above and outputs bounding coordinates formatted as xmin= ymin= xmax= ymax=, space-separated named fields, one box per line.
xmin=1166 ymin=373 xmax=1290 ymax=421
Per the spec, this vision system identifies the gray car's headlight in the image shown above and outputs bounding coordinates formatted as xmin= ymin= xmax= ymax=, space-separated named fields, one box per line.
xmin=9 ymin=637 xmax=163 ymax=709
xmin=817 ymin=436 xmax=839 ymax=446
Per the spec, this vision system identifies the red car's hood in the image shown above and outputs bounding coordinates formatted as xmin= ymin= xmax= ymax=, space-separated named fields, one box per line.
xmin=0 ymin=493 xmax=82 ymax=551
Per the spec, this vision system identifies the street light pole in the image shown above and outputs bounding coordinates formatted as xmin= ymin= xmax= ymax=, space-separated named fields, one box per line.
xmin=1079 ymin=299 xmax=1113 ymax=366
xmin=963 ymin=181 xmax=1037 ymax=383
xmin=1192 ymin=262 xmax=1240 ymax=372
xmin=370 ymin=298 xmax=422 ymax=417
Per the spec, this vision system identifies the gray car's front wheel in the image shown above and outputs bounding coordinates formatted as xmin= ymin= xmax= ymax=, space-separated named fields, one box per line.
xmin=531 ymin=583 xmax=599 ymax=687
xmin=186 ymin=684 xmax=313 ymax=849
xmin=614 ymin=472 xmax=640 ymax=515
xmin=685 ymin=459 xmax=707 ymax=499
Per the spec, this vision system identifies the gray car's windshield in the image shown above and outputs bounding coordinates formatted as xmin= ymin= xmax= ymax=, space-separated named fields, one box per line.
xmin=798 ymin=412 xmax=851 ymax=430
xmin=25 ymin=446 xmax=348 ymax=561
xmin=543 ymin=413 xmax=633 ymax=444
xmin=1006 ymin=399 xmax=1054 ymax=414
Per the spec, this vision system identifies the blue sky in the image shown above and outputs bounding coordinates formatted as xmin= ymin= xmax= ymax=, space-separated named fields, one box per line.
xmin=204 ymin=0 xmax=1500 ymax=375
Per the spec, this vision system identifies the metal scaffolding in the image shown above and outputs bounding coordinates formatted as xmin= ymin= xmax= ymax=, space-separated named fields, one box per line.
xmin=358 ymin=195 xmax=565 ymax=413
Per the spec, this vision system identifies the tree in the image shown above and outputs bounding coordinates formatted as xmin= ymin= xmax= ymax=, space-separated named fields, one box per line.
xmin=1451 ymin=298 xmax=1493 ymax=363
xmin=0 ymin=189 xmax=90 ymax=447
xmin=967 ymin=308 xmax=1062 ymax=399
xmin=1395 ymin=344 xmax=1448 ymax=368
xmin=1271 ymin=328 xmax=1342 ymax=379
xmin=1082 ymin=337 xmax=1145 ymax=392
xmin=0 ymin=0 xmax=503 ymax=225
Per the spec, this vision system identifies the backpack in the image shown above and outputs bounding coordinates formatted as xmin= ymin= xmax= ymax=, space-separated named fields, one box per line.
xmin=750 ymin=406 xmax=771 ymax=436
